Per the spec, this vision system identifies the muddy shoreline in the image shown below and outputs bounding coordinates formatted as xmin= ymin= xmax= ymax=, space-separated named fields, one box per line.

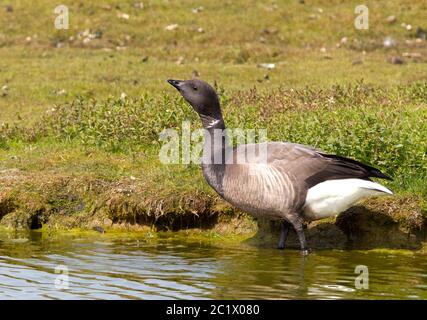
xmin=0 ymin=168 xmax=425 ymax=250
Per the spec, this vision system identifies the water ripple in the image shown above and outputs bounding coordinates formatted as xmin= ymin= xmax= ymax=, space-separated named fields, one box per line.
xmin=0 ymin=234 xmax=426 ymax=299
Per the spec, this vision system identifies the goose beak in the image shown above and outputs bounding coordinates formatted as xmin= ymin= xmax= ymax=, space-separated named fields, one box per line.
xmin=167 ymin=79 xmax=183 ymax=90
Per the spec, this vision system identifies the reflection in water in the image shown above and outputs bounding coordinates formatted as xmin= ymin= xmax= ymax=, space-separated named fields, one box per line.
xmin=0 ymin=231 xmax=426 ymax=299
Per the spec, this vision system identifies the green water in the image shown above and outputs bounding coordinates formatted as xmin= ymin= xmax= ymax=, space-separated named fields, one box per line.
xmin=0 ymin=231 xmax=426 ymax=299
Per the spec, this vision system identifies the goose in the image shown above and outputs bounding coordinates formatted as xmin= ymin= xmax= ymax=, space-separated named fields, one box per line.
xmin=167 ymin=79 xmax=393 ymax=254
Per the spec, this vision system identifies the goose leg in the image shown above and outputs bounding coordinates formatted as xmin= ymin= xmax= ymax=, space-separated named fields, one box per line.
xmin=290 ymin=218 xmax=310 ymax=255
xmin=277 ymin=221 xmax=290 ymax=250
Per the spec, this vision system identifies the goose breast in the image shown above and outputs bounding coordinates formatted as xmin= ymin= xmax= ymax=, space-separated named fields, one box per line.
xmin=221 ymin=163 xmax=306 ymax=219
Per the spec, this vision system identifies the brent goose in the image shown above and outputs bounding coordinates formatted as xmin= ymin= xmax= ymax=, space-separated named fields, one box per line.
xmin=167 ymin=79 xmax=393 ymax=254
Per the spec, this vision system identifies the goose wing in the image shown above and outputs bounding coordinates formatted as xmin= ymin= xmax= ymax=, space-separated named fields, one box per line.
xmin=266 ymin=142 xmax=392 ymax=188
xmin=234 ymin=142 xmax=392 ymax=189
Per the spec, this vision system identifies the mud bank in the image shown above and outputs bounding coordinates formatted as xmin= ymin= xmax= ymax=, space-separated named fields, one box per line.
xmin=0 ymin=169 xmax=426 ymax=250
xmin=253 ymin=197 xmax=426 ymax=250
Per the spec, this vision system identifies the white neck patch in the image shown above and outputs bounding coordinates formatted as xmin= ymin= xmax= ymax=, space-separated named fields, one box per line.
xmin=206 ymin=119 xmax=220 ymax=128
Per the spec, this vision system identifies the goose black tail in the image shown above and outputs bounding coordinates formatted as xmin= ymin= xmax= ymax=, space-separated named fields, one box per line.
xmin=320 ymin=153 xmax=393 ymax=181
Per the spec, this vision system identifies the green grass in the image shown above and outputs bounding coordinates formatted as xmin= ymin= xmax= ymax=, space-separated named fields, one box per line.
xmin=0 ymin=0 xmax=426 ymax=230
xmin=1 ymin=82 xmax=426 ymax=197
xmin=1 ymin=0 xmax=427 ymax=123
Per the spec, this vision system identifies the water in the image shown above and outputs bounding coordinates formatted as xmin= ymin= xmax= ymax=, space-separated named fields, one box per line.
xmin=0 ymin=231 xmax=426 ymax=299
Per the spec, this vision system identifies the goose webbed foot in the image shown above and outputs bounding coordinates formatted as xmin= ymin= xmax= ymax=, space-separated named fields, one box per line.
xmin=277 ymin=221 xmax=290 ymax=250
xmin=289 ymin=217 xmax=311 ymax=255
xmin=301 ymin=248 xmax=311 ymax=256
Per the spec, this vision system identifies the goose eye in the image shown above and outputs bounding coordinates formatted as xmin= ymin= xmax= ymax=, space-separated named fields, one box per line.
xmin=193 ymin=86 xmax=198 ymax=91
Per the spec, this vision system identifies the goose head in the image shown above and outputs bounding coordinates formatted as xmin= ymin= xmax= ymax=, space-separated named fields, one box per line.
xmin=167 ymin=79 xmax=223 ymax=126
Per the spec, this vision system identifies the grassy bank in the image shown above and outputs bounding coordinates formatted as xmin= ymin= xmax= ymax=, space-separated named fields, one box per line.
xmin=0 ymin=1 xmax=426 ymax=247
xmin=0 ymin=83 xmax=426 ymax=247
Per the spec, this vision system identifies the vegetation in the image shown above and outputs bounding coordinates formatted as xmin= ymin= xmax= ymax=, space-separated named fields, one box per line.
xmin=0 ymin=1 xmax=426 ymax=243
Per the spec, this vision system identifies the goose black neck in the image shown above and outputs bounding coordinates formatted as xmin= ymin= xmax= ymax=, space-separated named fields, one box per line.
xmin=200 ymin=114 xmax=228 ymax=197
xmin=200 ymin=112 xmax=228 ymax=161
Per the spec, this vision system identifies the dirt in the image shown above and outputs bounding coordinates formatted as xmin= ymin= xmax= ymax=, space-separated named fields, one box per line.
xmin=0 ymin=170 xmax=425 ymax=250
